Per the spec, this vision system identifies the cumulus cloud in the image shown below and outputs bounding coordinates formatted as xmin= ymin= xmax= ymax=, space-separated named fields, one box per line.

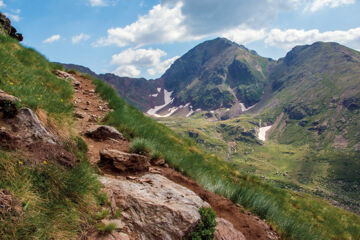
xmin=160 ymin=0 xmax=299 ymax=35
xmin=305 ymin=0 xmax=355 ymax=12
xmin=113 ymin=65 xmax=141 ymax=78
xmin=265 ymin=27 xmax=360 ymax=50
xmin=147 ymin=56 xmax=180 ymax=76
xmin=95 ymin=2 xmax=195 ymax=47
xmin=0 ymin=0 xmax=5 ymax=8
xmin=72 ymin=33 xmax=91 ymax=44
xmin=89 ymin=0 xmax=108 ymax=7
xmin=43 ymin=34 xmax=61 ymax=44
xmin=221 ymin=27 xmax=267 ymax=45
xmin=111 ymin=48 xmax=178 ymax=77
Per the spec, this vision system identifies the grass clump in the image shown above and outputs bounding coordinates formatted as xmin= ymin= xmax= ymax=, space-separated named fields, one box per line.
xmin=94 ymin=209 xmax=110 ymax=220
xmin=188 ymin=207 xmax=217 ymax=240
xmin=96 ymin=222 xmax=116 ymax=234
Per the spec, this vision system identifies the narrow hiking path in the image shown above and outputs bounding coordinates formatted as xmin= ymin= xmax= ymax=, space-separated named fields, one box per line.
xmin=70 ymin=72 xmax=280 ymax=240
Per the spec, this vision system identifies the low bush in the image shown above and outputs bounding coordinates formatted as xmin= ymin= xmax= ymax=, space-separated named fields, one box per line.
xmin=189 ymin=207 xmax=217 ymax=240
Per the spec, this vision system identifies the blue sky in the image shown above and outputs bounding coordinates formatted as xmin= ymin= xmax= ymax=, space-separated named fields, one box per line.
xmin=1 ymin=0 xmax=359 ymax=79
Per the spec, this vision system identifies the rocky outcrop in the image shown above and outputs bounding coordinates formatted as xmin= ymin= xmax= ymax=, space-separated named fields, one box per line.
xmin=99 ymin=149 xmax=150 ymax=172
xmin=214 ymin=218 xmax=246 ymax=240
xmin=86 ymin=125 xmax=125 ymax=141
xmin=0 ymin=89 xmax=20 ymax=118
xmin=100 ymin=174 xmax=210 ymax=240
xmin=343 ymin=97 xmax=360 ymax=111
xmin=0 ymin=91 xmax=77 ymax=167
xmin=14 ymin=108 xmax=57 ymax=144
xmin=0 ymin=12 xmax=23 ymax=41
xmin=55 ymin=70 xmax=76 ymax=82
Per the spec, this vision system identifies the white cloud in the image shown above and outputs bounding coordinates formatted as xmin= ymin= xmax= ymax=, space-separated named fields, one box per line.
xmin=113 ymin=65 xmax=141 ymax=77
xmin=111 ymin=48 xmax=178 ymax=77
xmin=305 ymin=0 xmax=355 ymax=12
xmin=221 ymin=27 xmax=267 ymax=45
xmin=265 ymin=27 xmax=360 ymax=50
xmin=0 ymin=0 xmax=6 ymax=8
xmin=43 ymin=34 xmax=61 ymax=44
xmin=89 ymin=0 xmax=107 ymax=7
xmin=4 ymin=12 xmax=20 ymax=22
xmin=147 ymin=55 xmax=180 ymax=76
xmin=95 ymin=2 xmax=201 ymax=47
xmin=72 ymin=33 xmax=91 ymax=44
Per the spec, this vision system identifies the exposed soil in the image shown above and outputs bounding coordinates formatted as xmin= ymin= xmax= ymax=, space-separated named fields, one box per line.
xmin=71 ymin=72 xmax=280 ymax=240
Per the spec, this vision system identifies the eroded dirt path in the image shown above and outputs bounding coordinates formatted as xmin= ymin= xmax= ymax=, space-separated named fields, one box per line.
xmin=71 ymin=72 xmax=280 ymax=240
xmin=72 ymin=74 xmax=130 ymax=163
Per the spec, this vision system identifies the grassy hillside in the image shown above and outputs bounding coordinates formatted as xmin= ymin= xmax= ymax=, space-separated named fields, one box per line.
xmin=89 ymin=74 xmax=360 ymax=240
xmin=0 ymin=34 xmax=102 ymax=239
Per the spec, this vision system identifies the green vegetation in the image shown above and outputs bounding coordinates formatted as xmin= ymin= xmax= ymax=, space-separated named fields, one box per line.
xmin=0 ymin=34 xmax=102 ymax=240
xmin=91 ymin=75 xmax=360 ymax=240
xmin=96 ymin=222 xmax=117 ymax=234
xmin=188 ymin=207 xmax=217 ymax=240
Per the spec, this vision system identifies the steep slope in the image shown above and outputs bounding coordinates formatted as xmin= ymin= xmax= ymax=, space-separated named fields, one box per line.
xmin=261 ymin=42 xmax=360 ymax=149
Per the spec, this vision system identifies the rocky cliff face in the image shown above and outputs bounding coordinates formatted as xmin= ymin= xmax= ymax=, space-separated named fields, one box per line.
xmin=0 ymin=11 xmax=23 ymax=41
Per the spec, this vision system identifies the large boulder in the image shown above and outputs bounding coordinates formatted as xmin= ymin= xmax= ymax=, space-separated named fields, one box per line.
xmin=86 ymin=125 xmax=125 ymax=141
xmin=0 ymin=12 xmax=23 ymax=41
xmin=0 ymin=89 xmax=20 ymax=118
xmin=214 ymin=218 xmax=246 ymax=240
xmin=99 ymin=174 xmax=210 ymax=240
xmin=99 ymin=149 xmax=150 ymax=172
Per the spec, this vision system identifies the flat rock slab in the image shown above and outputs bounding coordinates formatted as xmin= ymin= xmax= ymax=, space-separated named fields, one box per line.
xmin=86 ymin=125 xmax=125 ymax=141
xmin=99 ymin=149 xmax=150 ymax=172
xmin=100 ymin=174 xmax=210 ymax=240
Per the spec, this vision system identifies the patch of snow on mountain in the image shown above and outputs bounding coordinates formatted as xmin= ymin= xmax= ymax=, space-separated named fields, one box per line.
xmin=258 ymin=126 xmax=272 ymax=141
xmin=146 ymin=89 xmax=174 ymax=117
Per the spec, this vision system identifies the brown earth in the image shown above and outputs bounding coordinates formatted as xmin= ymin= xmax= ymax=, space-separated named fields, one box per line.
xmin=70 ymin=72 xmax=280 ymax=240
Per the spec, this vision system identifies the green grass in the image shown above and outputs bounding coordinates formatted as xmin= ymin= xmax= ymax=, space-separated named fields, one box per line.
xmin=96 ymin=222 xmax=116 ymax=234
xmin=0 ymin=35 xmax=102 ymax=239
xmin=0 ymin=35 xmax=73 ymax=118
xmin=188 ymin=207 xmax=217 ymax=240
xmin=91 ymin=75 xmax=360 ymax=240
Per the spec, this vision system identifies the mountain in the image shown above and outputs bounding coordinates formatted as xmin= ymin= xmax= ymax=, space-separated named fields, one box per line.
xmin=63 ymin=38 xmax=275 ymax=118
xmin=261 ymin=42 xmax=360 ymax=149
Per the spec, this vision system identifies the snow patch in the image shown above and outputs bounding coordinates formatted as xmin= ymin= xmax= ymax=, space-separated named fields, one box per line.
xmin=146 ymin=89 xmax=175 ymax=117
xmin=240 ymin=103 xmax=256 ymax=112
xmin=258 ymin=126 xmax=272 ymax=141
xmin=157 ymin=88 xmax=161 ymax=92
xmin=186 ymin=109 xmax=194 ymax=118
xmin=149 ymin=93 xmax=159 ymax=97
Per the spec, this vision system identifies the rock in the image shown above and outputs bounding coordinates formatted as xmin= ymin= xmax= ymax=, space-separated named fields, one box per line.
xmin=150 ymin=158 xmax=165 ymax=166
xmin=100 ymin=174 xmax=210 ymax=240
xmin=99 ymin=149 xmax=150 ymax=172
xmin=74 ymin=110 xmax=86 ymax=119
xmin=86 ymin=125 xmax=125 ymax=141
xmin=0 ymin=89 xmax=20 ymax=118
xmin=88 ymin=115 xmax=98 ymax=123
xmin=14 ymin=108 xmax=57 ymax=144
xmin=55 ymin=70 xmax=76 ymax=81
xmin=214 ymin=218 xmax=246 ymax=240
xmin=101 ymin=219 xmax=125 ymax=230
xmin=0 ymin=12 xmax=23 ymax=41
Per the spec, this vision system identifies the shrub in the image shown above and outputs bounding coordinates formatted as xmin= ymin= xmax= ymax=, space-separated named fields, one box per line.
xmin=189 ymin=207 xmax=217 ymax=240
xmin=130 ymin=138 xmax=152 ymax=155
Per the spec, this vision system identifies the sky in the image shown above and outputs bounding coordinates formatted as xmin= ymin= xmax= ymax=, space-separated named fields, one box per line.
xmin=1 ymin=0 xmax=359 ymax=79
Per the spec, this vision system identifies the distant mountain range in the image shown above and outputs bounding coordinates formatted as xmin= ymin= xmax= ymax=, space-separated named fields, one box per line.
xmin=61 ymin=37 xmax=360 ymax=150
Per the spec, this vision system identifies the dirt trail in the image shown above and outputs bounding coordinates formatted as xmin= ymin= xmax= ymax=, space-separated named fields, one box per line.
xmin=71 ymin=73 xmax=280 ymax=240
